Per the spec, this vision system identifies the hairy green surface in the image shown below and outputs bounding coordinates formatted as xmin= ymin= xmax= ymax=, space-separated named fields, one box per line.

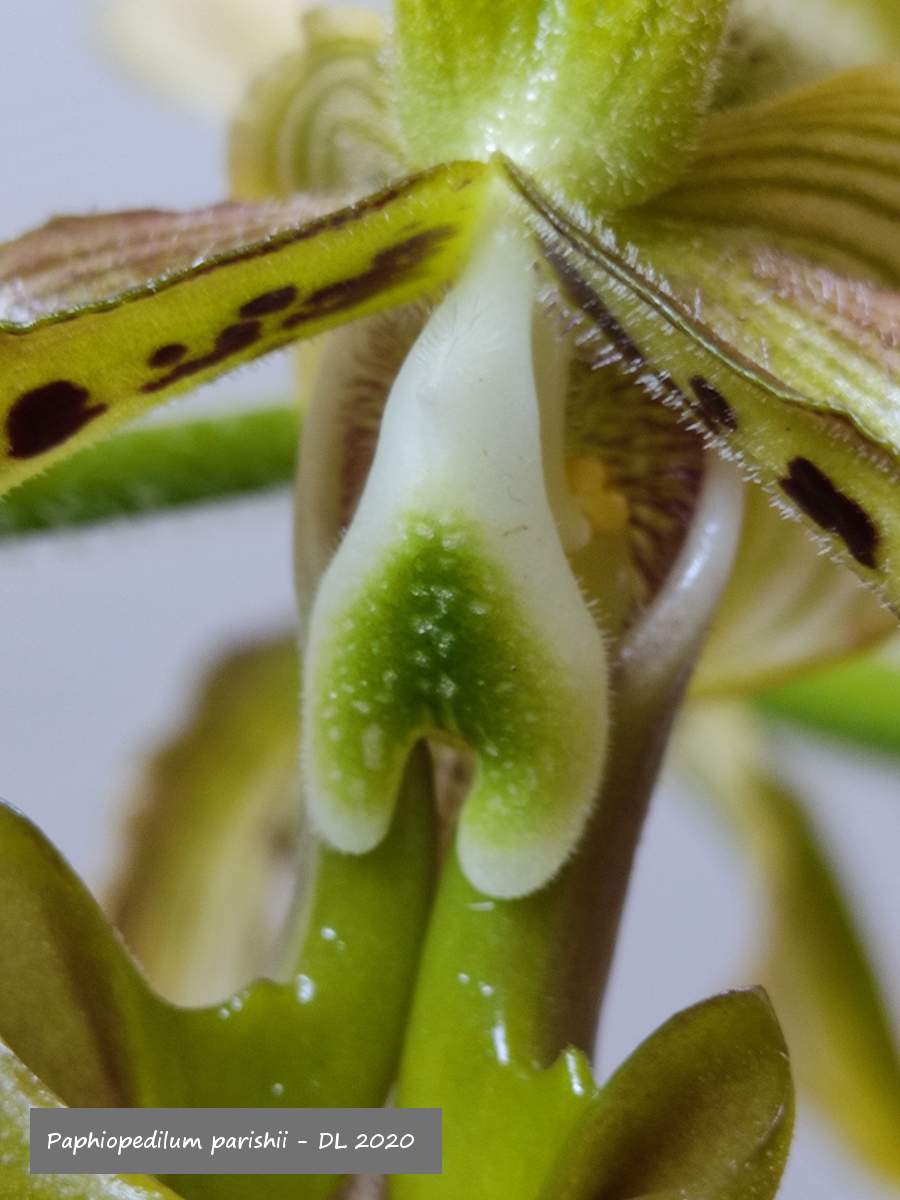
xmin=393 ymin=0 xmax=729 ymax=210
xmin=506 ymin=136 xmax=900 ymax=610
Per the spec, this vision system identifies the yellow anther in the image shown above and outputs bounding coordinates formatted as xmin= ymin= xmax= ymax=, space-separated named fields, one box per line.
xmin=566 ymin=456 xmax=630 ymax=535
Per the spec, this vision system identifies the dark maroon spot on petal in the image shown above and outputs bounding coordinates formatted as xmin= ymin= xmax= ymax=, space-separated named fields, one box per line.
xmin=6 ymin=380 xmax=107 ymax=459
xmin=216 ymin=321 xmax=263 ymax=353
xmin=779 ymin=456 xmax=879 ymax=568
xmin=140 ymin=320 xmax=263 ymax=393
xmin=688 ymin=376 xmax=738 ymax=433
xmin=148 ymin=342 xmax=188 ymax=368
xmin=239 ymin=286 xmax=298 ymax=318
xmin=281 ymin=227 xmax=457 ymax=332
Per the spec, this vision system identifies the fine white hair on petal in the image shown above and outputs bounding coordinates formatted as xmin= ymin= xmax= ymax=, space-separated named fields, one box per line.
xmin=97 ymin=0 xmax=307 ymax=122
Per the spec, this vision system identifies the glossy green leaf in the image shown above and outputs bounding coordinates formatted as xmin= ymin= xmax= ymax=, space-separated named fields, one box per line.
xmin=650 ymin=64 xmax=900 ymax=285
xmin=0 ymin=737 xmax=436 ymax=1200
xmin=393 ymin=0 xmax=729 ymax=211
xmin=0 ymin=1036 xmax=182 ymax=1200
xmin=507 ymin=160 xmax=900 ymax=609
xmin=0 ymin=160 xmax=492 ymax=495
xmin=680 ymin=704 xmax=900 ymax=1182
xmin=0 ymin=800 xmax=150 ymax=1109
xmin=691 ymin=485 xmax=894 ymax=697
xmin=538 ymin=989 xmax=793 ymax=1200
xmin=110 ymin=635 xmax=300 ymax=1006
xmin=758 ymin=646 xmax=900 ymax=753
xmin=0 ymin=406 xmax=299 ymax=539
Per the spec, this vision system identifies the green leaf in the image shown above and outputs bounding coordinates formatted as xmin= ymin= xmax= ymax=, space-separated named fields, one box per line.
xmin=109 ymin=634 xmax=300 ymax=1006
xmin=0 ymin=1036 xmax=182 ymax=1200
xmin=0 ymin=160 xmax=492 ymax=495
xmin=538 ymin=989 xmax=794 ymax=1200
xmin=0 ymin=406 xmax=299 ymax=539
xmin=649 ymin=64 xmax=900 ymax=286
xmin=507 ymin=158 xmax=900 ymax=609
xmin=679 ymin=703 xmax=900 ymax=1183
xmin=0 ymin=801 xmax=150 ymax=1109
xmin=0 ymin=737 xmax=436 ymax=1200
xmin=691 ymin=484 xmax=895 ymax=697
xmin=393 ymin=0 xmax=729 ymax=210
xmin=757 ymin=647 xmax=900 ymax=753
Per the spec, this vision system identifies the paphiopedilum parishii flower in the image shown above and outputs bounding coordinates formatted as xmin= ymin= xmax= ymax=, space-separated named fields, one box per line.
xmin=3 ymin=1 xmax=900 ymax=1198
xmin=4 ymin=0 xmax=900 ymax=898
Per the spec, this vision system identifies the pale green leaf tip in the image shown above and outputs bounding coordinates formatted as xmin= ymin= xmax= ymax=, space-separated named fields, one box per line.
xmin=301 ymin=222 xmax=608 ymax=898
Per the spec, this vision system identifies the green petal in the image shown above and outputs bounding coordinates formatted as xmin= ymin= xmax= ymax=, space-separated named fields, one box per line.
xmin=692 ymin=485 xmax=895 ymax=697
xmin=538 ymin=989 xmax=793 ymax=1200
xmin=393 ymin=0 xmax=729 ymax=211
xmin=0 ymin=407 xmax=299 ymax=539
xmin=109 ymin=635 xmax=300 ymax=1006
xmin=0 ymin=161 xmax=493 ymax=495
xmin=679 ymin=704 xmax=900 ymax=1183
xmin=0 ymin=1039 xmax=182 ymax=1200
xmin=507 ymin=160 xmax=900 ymax=608
xmin=650 ymin=64 xmax=900 ymax=285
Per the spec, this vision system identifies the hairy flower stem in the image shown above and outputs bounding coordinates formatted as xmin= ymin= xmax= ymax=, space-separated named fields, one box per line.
xmin=392 ymin=455 xmax=744 ymax=1200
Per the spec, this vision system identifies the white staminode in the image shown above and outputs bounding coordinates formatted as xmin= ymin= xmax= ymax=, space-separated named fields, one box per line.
xmin=301 ymin=222 xmax=609 ymax=898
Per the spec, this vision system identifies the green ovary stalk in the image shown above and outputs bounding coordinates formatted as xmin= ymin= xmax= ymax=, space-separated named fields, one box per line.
xmin=300 ymin=221 xmax=609 ymax=899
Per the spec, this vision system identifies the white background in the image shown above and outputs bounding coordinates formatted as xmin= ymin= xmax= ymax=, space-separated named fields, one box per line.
xmin=0 ymin=3 xmax=898 ymax=1198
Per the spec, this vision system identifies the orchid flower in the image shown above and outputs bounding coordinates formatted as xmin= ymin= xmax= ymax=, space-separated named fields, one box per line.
xmin=3 ymin=1 xmax=900 ymax=1199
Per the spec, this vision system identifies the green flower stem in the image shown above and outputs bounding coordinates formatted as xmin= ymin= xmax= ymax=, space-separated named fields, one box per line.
xmin=389 ymin=681 xmax=707 ymax=1200
xmin=0 ymin=406 xmax=299 ymax=539
xmin=756 ymin=654 xmax=900 ymax=757
xmin=393 ymin=456 xmax=744 ymax=1200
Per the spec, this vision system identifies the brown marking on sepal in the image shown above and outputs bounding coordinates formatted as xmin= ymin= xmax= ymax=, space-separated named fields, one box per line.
xmin=6 ymin=380 xmax=107 ymax=458
xmin=239 ymin=286 xmax=298 ymax=318
xmin=779 ymin=456 xmax=879 ymax=568
xmin=688 ymin=376 xmax=738 ymax=433
xmin=148 ymin=342 xmax=188 ymax=368
xmin=140 ymin=320 xmax=263 ymax=393
xmin=281 ymin=227 xmax=457 ymax=331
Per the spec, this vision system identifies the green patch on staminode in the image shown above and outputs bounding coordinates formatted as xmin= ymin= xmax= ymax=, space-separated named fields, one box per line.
xmin=307 ymin=510 xmax=602 ymax=896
